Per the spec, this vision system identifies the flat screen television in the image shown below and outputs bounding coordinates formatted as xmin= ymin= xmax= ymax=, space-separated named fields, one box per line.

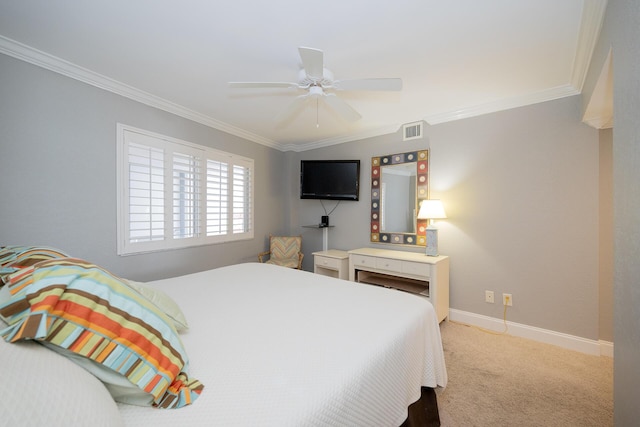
xmin=300 ymin=160 xmax=360 ymax=201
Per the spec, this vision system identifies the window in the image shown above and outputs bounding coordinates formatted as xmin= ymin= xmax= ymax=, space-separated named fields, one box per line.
xmin=117 ymin=124 xmax=254 ymax=255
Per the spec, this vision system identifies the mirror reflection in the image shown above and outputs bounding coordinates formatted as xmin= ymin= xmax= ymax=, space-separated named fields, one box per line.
xmin=371 ymin=150 xmax=429 ymax=246
xmin=380 ymin=163 xmax=416 ymax=233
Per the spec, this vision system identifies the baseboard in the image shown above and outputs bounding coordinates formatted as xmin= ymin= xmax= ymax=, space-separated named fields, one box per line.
xmin=598 ymin=340 xmax=614 ymax=358
xmin=448 ymin=309 xmax=614 ymax=357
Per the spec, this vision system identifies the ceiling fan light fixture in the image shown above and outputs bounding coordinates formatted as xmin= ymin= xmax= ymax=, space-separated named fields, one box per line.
xmin=309 ymin=86 xmax=324 ymax=97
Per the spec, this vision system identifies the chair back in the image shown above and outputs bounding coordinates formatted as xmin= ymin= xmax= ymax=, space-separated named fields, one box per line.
xmin=270 ymin=236 xmax=302 ymax=260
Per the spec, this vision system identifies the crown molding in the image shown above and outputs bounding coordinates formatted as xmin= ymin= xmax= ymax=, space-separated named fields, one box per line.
xmin=571 ymin=0 xmax=608 ymax=91
xmin=0 ymin=35 xmax=280 ymax=150
xmin=582 ymin=47 xmax=613 ymax=129
xmin=424 ymin=84 xmax=580 ymax=125
xmin=282 ymin=124 xmax=402 ymax=152
xmin=424 ymin=0 xmax=607 ymax=127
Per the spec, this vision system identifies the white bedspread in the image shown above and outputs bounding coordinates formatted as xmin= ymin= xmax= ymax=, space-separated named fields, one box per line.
xmin=117 ymin=262 xmax=447 ymax=426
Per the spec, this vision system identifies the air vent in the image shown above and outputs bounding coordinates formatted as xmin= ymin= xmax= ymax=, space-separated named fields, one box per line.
xmin=403 ymin=121 xmax=423 ymax=141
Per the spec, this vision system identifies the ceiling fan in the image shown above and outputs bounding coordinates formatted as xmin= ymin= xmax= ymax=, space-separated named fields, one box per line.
xmin=228 ymin=47 xmax=402 ymax=125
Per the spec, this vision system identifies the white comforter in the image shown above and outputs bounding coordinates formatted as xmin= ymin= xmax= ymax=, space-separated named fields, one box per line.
xmin=117 ymin=262 xmax=447 ymax=426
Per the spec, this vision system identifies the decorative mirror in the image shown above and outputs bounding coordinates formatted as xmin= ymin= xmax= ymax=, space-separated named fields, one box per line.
xmin=370 ymin=150 xmax=429 ymax=246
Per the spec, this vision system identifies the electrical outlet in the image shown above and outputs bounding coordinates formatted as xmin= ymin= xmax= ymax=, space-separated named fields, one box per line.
xmin=485 ymin=290 xmax=494 ymax=303
xmin=503 ymin=293 xmax=513 ymax=306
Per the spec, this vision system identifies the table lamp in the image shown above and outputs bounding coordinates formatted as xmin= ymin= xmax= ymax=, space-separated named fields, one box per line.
xmin=417 ymin=199 xmax=447 ymax=256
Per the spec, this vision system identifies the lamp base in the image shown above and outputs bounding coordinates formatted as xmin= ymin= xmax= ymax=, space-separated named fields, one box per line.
xmin=425 ymin=227 xmax=439 ymax=256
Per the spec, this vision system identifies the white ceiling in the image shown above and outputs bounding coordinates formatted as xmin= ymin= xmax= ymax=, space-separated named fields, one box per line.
xmin=0 ymin=1 xmax=606 ymax=151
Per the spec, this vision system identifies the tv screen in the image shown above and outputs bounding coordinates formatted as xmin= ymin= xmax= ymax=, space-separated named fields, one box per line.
xmin=300 ymin=160 xmax=360 ymax=201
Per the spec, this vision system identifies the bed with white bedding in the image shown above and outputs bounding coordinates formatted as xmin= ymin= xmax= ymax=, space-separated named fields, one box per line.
xmin=0 ymin=247 xmax=446 ymax=426
xmin=118 ymin=262 xmax=447 ymax=426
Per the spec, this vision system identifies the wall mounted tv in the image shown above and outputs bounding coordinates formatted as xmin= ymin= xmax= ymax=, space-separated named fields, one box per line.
xmin=300 ymin=160 xmax=360 ymax=201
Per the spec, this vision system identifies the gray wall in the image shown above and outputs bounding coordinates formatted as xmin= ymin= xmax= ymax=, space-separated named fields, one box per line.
xmin=0 ymin=53 xmax=288 ymax=281
xmin=598 ymin=128 xmax=613 ymax=343
xmin=582 ymin=0 xmax=640 ymax=424
xmin=293 ymin=96 xmax=601 ymax=342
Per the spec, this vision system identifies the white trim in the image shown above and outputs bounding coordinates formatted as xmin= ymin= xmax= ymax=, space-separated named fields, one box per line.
xmin=582 ymin=47 xmax=613 ymax=129
xmin=448 ymin=308 xmax=613 ymax=357
xmin=570 ymin=0 xmax=609 ymax=91
xmin=281 ymin=124 xmax=402 ymax=152
xmin=425 ymin=84 xmax=580 ymax=125
xmin=0 ymin=35 xmax=277 ymax=150
xmin=599 ymin=340 xmax=614 ymax=358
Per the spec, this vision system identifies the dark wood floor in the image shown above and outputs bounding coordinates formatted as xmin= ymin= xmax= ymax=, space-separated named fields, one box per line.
xmin=400 ymin=387 xmax=440 ymax=427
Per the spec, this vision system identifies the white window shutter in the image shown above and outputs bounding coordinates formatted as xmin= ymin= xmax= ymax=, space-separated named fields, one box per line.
xmin=232 ymin=163 xmax=252 ymax=234
xmin=127 ymin=141 xmax=165 ymax=243
xmin=172 ymin=150 xmax=201 ymax=239
xmin=206 ymin=159 xmax=228 ymax=236
xmin=117 ymin=124 xmax=254 ymax=255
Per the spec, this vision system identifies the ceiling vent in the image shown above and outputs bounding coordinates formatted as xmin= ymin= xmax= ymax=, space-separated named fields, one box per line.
xmin=403 ymin=121 xmax=423 ymax=141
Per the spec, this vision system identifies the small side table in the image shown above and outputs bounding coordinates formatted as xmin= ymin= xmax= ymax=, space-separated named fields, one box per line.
xmin=312 ymin=249 xmax=349 ymax=280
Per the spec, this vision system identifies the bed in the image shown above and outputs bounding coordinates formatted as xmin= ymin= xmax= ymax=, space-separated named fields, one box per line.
xmin=0 ymin=248 xmax=447 ymax=426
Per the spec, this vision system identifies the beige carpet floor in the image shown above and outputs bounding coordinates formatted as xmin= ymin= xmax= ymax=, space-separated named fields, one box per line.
xmin=436 ymin=321 xmax=613 ymax=427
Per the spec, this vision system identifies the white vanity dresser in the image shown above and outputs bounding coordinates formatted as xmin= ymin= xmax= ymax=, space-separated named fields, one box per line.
xmin=348 ymin=247 xmax=449 ymax=323
xmin=311 ymin=150 xmax=450 ymax=322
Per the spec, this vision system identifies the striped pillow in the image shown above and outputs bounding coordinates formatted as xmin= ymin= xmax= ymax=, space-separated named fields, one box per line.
xmin=0 ymin=246 xmax=69 ymax=284
xmin=0 ymin=258 xmax=203 ymax=409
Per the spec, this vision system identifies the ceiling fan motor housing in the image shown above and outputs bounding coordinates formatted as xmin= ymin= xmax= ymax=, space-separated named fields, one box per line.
xmin=298 ymin=68 xmax=334 ymax=89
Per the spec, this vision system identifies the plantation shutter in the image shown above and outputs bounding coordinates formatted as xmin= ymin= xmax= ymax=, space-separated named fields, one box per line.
xmin=172 ymin=151 xmax=201 ymax=239
xmin=232 ymin=162 xmax=252 ymax=234
xmin=117 ymin=124 xmax=254 ymax=255
xmin=127 ymin=141 xmax=165 ymax=244
xmin=206 ymin=159 xmax=228 ymax=236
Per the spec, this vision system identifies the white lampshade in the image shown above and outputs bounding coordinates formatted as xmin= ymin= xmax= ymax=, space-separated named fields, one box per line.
xmin=417 ymin=200 xmax=446 ymax=257
xmin=417 ymin=199 xmax=447 ymax=220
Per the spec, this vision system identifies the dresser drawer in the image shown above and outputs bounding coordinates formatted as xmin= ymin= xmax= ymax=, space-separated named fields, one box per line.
xmin=351 ymin=254 xmax=377 ymax=269
xmin=402 ymin=261 xmax=430 ymax=277
xmin=348 ymin=248 xmax=449 ymax=323
xmin=375 ymin=257 xmax=403 ymax=273
xmin=315 ymin=256 xmax=340 ymax=270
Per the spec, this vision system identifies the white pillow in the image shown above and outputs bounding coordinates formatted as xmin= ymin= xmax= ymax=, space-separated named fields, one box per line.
xmin=0 ymin=335 xmax=124 ymax=427
xmin=40 ymin=343 xmax=154 ymax=407
xmin=126 ymin=280 xmax=189 ymax=331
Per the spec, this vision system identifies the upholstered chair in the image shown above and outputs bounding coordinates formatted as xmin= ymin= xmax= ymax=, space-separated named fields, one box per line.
xmin=258 ymin=235 xmax=304 ymax=269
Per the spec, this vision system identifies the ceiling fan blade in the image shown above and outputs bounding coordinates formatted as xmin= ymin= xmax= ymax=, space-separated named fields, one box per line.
xmin=334 ymin=78 xmax=403 ymax=91
xmin=323 ymin=93 xmax=362 ymax=122
xmin=228 ymin=81 xmax=299 ymax=89
xmin=275 ymin=94 xmax=311 ymax=124
xmin=298 ymin=47 xmax=324 ymax=79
